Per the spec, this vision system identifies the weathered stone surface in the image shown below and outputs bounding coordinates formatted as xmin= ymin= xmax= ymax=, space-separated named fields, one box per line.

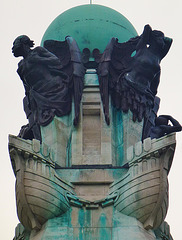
xmin=25 ymin=208 xmax=160 ymax=240
xmin=10 ymin=6 xmax=178 ymax=239
xmin=9 ymin=122 xmax=176 ymax=240
xmin=72 ymin=72 xmax=112 ymax=166
xmin=41 ymin=114 xmax=72 ymax=167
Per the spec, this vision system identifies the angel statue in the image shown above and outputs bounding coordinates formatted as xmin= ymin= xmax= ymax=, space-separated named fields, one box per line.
xmin=96 ymin=24 xmax=172 ymax=136
xmin=12 ymin=35 xmax=85 ymax=141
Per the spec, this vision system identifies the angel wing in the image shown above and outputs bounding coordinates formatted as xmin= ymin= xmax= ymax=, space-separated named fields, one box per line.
xmin=97 ymin=36 xmax=140 ymax=124
xmin=43 ymin=37 xmax=85 ymax=126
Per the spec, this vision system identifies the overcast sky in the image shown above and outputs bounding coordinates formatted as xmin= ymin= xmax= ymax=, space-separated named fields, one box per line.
xmin=1 ymin=0 xmax=182 ymax=239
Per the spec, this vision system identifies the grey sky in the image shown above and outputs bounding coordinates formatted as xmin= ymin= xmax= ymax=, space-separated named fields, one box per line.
xmin=1 ymin=0 xmax=182 ymax=239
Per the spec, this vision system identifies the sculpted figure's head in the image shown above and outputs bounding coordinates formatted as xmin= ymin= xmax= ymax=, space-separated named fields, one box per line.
xmin=12 ymin=35 xmax=34 ymax=57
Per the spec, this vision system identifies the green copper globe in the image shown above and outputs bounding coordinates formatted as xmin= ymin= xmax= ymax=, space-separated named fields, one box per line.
xmin=41 ymin=4 xmax=138 ymax=53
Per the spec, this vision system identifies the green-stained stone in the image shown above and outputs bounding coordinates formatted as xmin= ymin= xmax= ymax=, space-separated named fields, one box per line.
xmin=12 ymin=5 xmax=172 ymax=240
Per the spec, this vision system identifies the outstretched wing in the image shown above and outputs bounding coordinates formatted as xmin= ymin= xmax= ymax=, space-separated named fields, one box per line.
xmin=97 ymin=36 xmax=139 ymax=124
xmin=44 ymin=37 xmax=85 ymax=126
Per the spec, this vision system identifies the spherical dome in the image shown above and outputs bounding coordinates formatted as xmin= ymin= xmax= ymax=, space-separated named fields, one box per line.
xmin=41 ymin=4 xmax=138 ymax=53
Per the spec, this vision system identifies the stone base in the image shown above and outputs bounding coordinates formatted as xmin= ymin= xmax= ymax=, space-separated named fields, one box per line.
xmin=26 ymin=208 xmax=157 ymax=240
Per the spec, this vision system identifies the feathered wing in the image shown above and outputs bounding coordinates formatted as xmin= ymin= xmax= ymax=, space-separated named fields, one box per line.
xmin=96 ymin=38 xmax=116 ymax=125
xmin=97 ymin=36 xmax=139 ymax=124
xmin=43 ymin=39 xmax=70 ymax=68
xmin=43 ymin=37 xmax=85 ymax=126
xmin=66 ymin=37 xmax=85 ymax=126
xmin=110 ymin=36 xmax=140 ymax=111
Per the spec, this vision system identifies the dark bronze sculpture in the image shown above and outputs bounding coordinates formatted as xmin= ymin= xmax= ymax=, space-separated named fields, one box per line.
xmin=142 ymin=96 xmax=160 ymax=140
xmin=97 ymin=25 xmax=173 ymax=127
xmin=13 ymin=28 xmax=180 ymax=143
xmin=12 ymin=35 xmax=85 ymax=141
xmin=150 ymin=115 xmax=182 ymax=139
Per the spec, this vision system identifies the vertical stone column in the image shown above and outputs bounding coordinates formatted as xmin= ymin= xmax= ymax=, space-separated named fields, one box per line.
xmin=40 ymin=114 xmax=72 ymax=167
xmin=111 ymin=108 xmax=143 ymax=166
xmin=72 ymin=69 xmax=112 ymax=166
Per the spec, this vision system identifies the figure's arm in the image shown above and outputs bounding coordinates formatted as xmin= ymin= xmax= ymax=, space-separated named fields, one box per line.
xmin=159 ymin=124 xmax=182 ymax=134
xmin=150 ymin=70 xmax=161 ymax=95
xmin=159 ymin=115 xmax=181 ymax=126
xmin=17 ymin=60 xmax=29 ymax=90
xmin=31 ymin=47 xmax=62 ymax=67
xmin=136 ymin=24 xmax=152 ymax=50
xmin=160 ymin=37 xmax=173 ymax=60
xmin=159 ymin=115 xmax=182 ymax=132
xmin=17 ymin=60 xmax=25 ymax=81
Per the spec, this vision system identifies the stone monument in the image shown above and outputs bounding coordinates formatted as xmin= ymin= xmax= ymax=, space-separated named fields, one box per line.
xmin=9 ymin=4 xmax=181 ymax=240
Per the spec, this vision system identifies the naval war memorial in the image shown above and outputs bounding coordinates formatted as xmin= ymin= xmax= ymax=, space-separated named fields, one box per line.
xmin=9 ymin=4 xmax=182 ymax=240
